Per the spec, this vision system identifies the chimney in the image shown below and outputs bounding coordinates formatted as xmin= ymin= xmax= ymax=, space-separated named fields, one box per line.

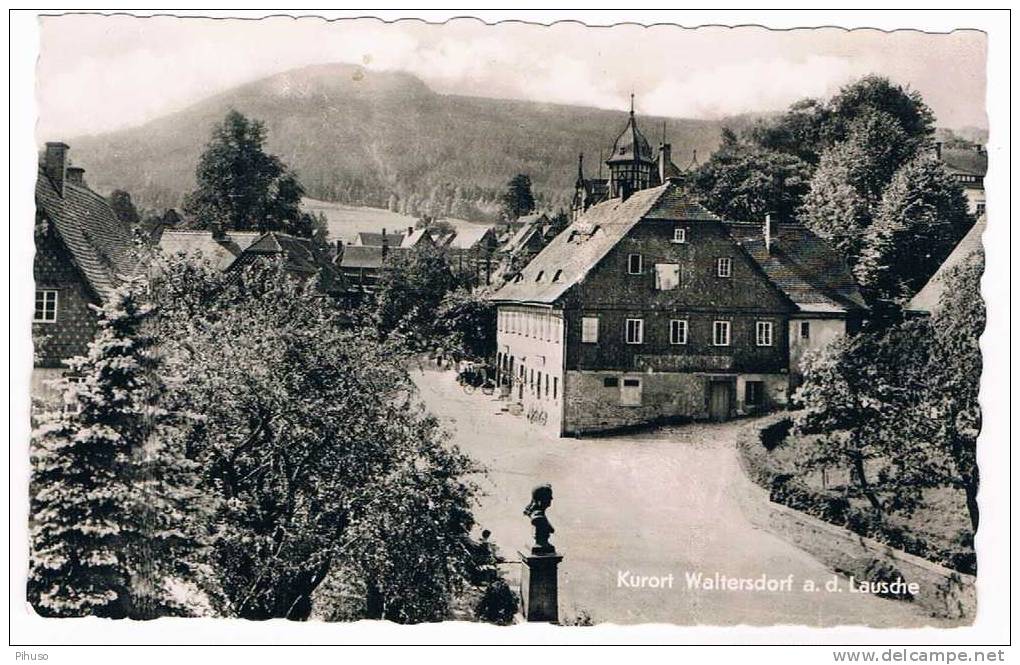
xmin=334 ymin=239 xmax=343 ymax=262
xmin=43 ymin=142 xmax=69 ymax=196
xmin=407 ymin=225 xmax=414 ymax=236
xmin=975 ymin=144 xmax=986 ymax=155
xmin=66 ymin=165 xmax=85 ymax=187
xmin=658 ymin=142 xmax=672 ymax=184
xmin=764 ymin=213 xmax=772 ymax=254
xmin=934 ymin=142 xmax=943 ymax=160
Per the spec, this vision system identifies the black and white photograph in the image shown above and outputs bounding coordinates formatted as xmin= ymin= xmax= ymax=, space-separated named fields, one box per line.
xmin=8 ymin=8 xmax=1011 ymax=655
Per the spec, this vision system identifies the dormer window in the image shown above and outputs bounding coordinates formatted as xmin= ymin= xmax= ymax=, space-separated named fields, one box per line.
xmin=627 ymin=254 xmax=643 ymax=275
xmin=672 ymin=227 xmax=686 ymax=244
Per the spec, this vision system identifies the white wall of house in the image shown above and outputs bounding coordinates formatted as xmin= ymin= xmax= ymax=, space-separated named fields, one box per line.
xmin=788 ymin=318 xmax=847 ymax=379
xmin=495 ymin=305 xmax=565 ymax=433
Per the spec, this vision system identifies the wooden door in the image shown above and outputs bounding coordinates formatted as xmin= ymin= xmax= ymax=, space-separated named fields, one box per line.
xmin=709 ymin=381 xmax=731 ymax=421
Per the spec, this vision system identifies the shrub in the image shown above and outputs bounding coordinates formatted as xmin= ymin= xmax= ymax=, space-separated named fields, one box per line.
xmin=760 ymin=417 xmax=793 ymax=451
xmin=474 ymin=578 xmax=518 ymax=626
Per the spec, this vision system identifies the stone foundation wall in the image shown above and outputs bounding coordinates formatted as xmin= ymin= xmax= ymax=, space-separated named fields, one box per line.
xmin=563 ymin=370 xmax=788 ymax=435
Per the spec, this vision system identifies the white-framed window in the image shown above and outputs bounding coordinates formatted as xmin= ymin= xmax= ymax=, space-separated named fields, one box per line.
xmin=581 ymin=316 xmax=599 ymax=343
xmin=717 ymin=257 xmax=732 ymax=278
xmin=654 ymin=263 xmax=680 ymax=290
xmin=34 ymin=289 xmax=58 ymax=323
xmin=672 ymin=227 xmax=687 ymax=244
xmin=627 ymin=253 xmax=643 ymax=275
xmin=713 ymin=320 xmax=731 ymax=346
xmin=625 ymin=318 xmax=644 ymax=345
xmin=800 ymin=321 xmax=811 ymax=340
xmin=669 ymin=319 xmax=688 ymax=345
xmin=756 ymin=321 xmax=774 ymax=347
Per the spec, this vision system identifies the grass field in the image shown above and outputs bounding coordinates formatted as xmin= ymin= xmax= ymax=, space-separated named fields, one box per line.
xmin=303 ymin=198 xmax=493 ymax=244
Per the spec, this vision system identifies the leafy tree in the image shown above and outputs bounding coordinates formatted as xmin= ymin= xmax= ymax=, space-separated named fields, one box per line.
xmin=109 ymin=190 xmax=141 ymax=230
xmin=799 ymin=110 xmax=922 ymax=266
xmin=794 ymin=253 xmax=983 ymax=532
xmin=373 ymin=245 xmax=462 ymax=353
xmin=745 ymin=97 xmax=828 ymax=164
xmin=434 ymin=288 xmax=497 ymax=361
xmin=921 ymin=253 xmax=983 ymax=531
xmin=855 ymin=154 xmax=972 ymax=307
xmin=500 ymin=174 xmax=536 ymax=221
xmin=183 ymin=110 xmax=315 ymax=237
xmin=822 ymin=75 xmax=935 ymax=150
xmin=793 ymin=330 xmax=924 ymax=518
xmin=153 ymin=259 xmax=490 ymax=621
xmin=691 ymin=142 xmax=812 ymax=223
xmin=29 ymin=280 xmax=211 ymax=618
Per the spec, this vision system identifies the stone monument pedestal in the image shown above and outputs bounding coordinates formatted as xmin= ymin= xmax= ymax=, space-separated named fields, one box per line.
xmin=518 ymin=550 xmax=563 ymax=623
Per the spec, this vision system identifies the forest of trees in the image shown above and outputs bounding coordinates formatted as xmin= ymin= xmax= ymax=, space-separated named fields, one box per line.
xmin=690 ymin=75 xmax=975 ymax=311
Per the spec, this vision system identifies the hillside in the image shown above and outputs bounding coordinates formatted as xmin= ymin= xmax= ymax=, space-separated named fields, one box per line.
xmin=64 ymin=63 xmax=752 ymax=221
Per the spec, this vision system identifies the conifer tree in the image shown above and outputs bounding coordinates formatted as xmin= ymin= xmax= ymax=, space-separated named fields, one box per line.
xmin=29 ymin=280 xmax=210 ymax=618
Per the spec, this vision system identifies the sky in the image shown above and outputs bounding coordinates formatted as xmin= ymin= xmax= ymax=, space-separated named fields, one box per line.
xmin=36 ymin=15 xmax=987 ymax=139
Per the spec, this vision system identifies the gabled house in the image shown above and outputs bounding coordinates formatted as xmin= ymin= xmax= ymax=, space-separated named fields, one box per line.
xmin=338 ymin=244 xmax=387 ymax=295
xmin=907 ymin=213 xmax=986 ymax=316
xmin=33 ymin=142 xmax=138 ymax=398
xmin=571 ymin=99 xmax=693 ymax=220
xmin=937 ymin=142 xmax=987 ymax=216
xmin=158 ymin=227 xmax=262 ymax=271
xmin=226 ymin=231 xmax=344 ymax=295
xmin=160 ymin=227 xmax=343 ymax=294
xmin=490 ymin=178 xmax=866 ymax=437
xmin=353 ymin=228 xmax=406 ymax=249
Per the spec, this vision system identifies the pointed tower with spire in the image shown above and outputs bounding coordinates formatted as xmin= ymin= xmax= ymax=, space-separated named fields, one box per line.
xmin=606 ymin=94 xmax=656 ymax=199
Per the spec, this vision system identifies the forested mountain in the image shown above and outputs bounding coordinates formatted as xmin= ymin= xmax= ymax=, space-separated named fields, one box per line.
xmin=63 ymin=63 xmax=756 ymax=222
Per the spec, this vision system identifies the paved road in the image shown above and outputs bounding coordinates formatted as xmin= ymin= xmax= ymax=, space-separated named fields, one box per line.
xmin=416 ymin=368 xmax=945 ymax=627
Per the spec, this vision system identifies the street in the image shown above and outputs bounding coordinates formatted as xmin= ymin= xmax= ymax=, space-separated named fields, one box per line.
xmin=415 ymin=367 xmax=947 ymax=627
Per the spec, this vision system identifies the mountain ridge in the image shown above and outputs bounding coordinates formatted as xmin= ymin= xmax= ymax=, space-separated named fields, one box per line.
xmin=61 ymin=62 xmax=759 ymax=220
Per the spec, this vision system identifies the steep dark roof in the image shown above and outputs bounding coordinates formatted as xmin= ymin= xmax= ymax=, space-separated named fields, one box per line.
xmin=35 ymin=168 xmax=137 ymax=300
xmin=941 ymin=147 xmax=988 ymax=177
xmin=357 ymin=231 xmax=405 ymax=248
xmin=228 ymin=232 xmax=344 ymax=293
xmin=491 ymin=180 xmax=866 ymax=313
xmin=726 ymin=223 xmax=868 ymax=314
xmin=607 ymin=111 xmax=655 ymax=165
xmin=446 ymin=225 xmax=495 ymax=250
xmin=492 ymin=183 xmax=707 ymax=304
xmin=158 ymin=230 xmax=260 ymax=271
xmin=339 ymin=244 xmax=385 ymax=270
xmin=908 ymin=214 xmax=985 ymax=314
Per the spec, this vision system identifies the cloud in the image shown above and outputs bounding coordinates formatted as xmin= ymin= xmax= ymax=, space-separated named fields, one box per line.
xmin=643 ymin=55 xmax=871 ymax=119
xmin=35 ymin=16 xmax=986 ymax=139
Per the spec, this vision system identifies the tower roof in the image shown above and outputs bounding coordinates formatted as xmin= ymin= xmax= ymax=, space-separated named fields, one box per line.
xmin=606 ymin=96 xmax=655 ymax=165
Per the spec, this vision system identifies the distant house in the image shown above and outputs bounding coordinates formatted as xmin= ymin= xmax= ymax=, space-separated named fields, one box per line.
xmin=571 ymin=99 xmax=694 ymax=221
xmin=489 ymin=108 xmax=866 ymax=437
xmin=227 ymin=231 xmax=344 ymax=295
xmin=400 ymin=227 xmax=435 ymax=249
xmin=353 ymin=228 xmax=406 ymax=249
xmin=339 ymin=244 xmax=387 ymax=295
xmin=160 ymin=227 xmax=343 ymax=294
xmin=33 ymin=142 xmax=138 ymax=399
xmin=158 ymin=227 xmax=262 ymax=271
xmin=907 ymin=213 xmax=986 ymax=316
xmin=937 ymin=142 xmax=987 ymax=216
xmin=431 ymin=225 xmax=499 ymax=286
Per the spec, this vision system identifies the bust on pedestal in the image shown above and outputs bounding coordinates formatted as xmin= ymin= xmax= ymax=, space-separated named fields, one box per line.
xmin=519 ymin=484 xmax=563 ymax=623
